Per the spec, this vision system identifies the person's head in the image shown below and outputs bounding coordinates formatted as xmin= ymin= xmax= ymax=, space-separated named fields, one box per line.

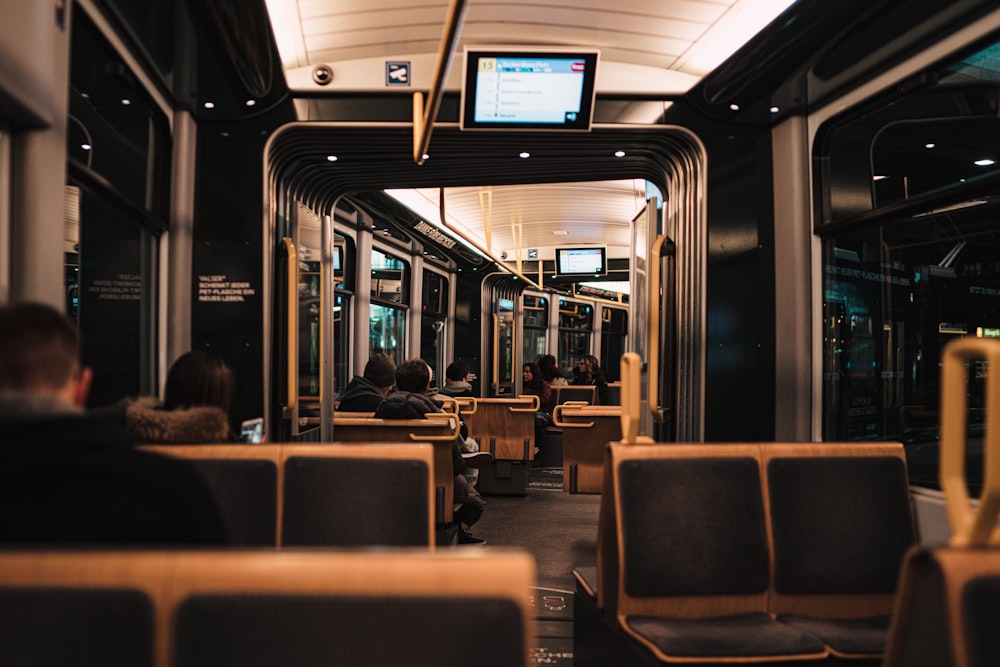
xmin=0 ymin=302 xmax=91 ymax=407
xmin=163 ymin=351 xmax=233 ymax=412
xmin=522 ymin=362 xmax=543 ymax=388
xmin=363 ymin=353 xmax=397 ymax=394
xmin=537 ymin=354 xmax=563 ymax=380
xmin=580 ymin=355 xmax=601 ymax=371
xmin=395 ymin=358 xmax=431 ymax=393
xmin=445 ymin=361 xmax=469 ymax=382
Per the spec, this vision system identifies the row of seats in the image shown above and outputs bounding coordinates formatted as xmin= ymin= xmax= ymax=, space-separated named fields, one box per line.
xmin=0 ymin=549 xmax=536 ymax=667
xmin=573 ymin=441 xmax=917 ymax=666
xmin=140 ymin=443 xmax=437 ymax=547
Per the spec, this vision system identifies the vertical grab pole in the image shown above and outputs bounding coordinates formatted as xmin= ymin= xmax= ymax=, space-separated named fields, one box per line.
xmin=647 ymin=235 xmax=667 ymax=422
xmin=283 ymin=238 xmax=298 ymax=418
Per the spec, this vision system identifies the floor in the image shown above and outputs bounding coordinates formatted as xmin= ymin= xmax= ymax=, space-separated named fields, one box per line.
xmin=471 ymin=465 xmax=602 ymax=666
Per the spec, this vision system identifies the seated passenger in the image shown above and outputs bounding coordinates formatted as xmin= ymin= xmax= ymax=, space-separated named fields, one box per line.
xmin=336 ymin=353 xmax=396 ymax=412
xmin=125 ymin=350 xmax=234 ymax=444
xmin=375 ymin=358 xmax=489 ymax=545
xmin=538 ymin=354 xmax=568 ymax=387
xmin=571 ymin=354 xmax=609 ymax=404
xmin=438 ymin=360 xmax=474 ymax=397
xmin=0 ymin=302 xmax=228 ymax=545
xmin=522 ymin=362 xmax=553 ymax=452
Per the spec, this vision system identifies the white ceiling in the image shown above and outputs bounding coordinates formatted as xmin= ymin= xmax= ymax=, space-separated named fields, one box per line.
xmin=264 ymin=0 xmax=794 ymax=264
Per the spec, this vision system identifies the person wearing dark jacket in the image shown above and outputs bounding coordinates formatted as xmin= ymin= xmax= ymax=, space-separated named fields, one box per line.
xmin=0 ymin=302 xmax=228 ymax=545
xmin=375 ymin=358 xmax=488 ymax=544
xmin=337 ymin=353 xmax=396 ymax=412
xmin=438 ymin=360 xmax=474 ymax=397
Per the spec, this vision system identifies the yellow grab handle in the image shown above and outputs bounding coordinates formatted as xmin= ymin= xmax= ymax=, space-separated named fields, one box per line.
xmin=553 ymin=403 xmax=593 ymax=428
xmin=509 ymin=395 xmax=540 ymax=413
xmin=410 ymin=413 xmax=461 ymax=442
xmin=941 ymin=337 xmax=1000 ymax=546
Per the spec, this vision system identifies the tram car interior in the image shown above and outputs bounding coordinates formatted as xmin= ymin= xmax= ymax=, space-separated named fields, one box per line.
xmin=5 ymin=0 xmax=1000 ymax=664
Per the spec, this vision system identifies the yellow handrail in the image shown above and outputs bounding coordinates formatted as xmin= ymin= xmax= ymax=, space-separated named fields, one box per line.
xmin=456 ymin=396 xmax=478 ymax=415
xmin=940 ymin=337 xmax=1000 ymax=546
xmin=409 ymin=412 xmax=461 ymax=442
xmin=648 ymin=235 xmax=666 ymax=422
xmin=553 ymin=403 xmax=593 ymax=428
xmin=283 ymin=237 xmax=297 ymax=416
xmin=509 ymin=395 xmax=540 ymax=413
xmin=437 ymin=396 xmax=460 ymax=414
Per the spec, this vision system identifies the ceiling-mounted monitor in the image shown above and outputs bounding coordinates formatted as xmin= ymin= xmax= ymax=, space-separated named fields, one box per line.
xmin=555 ymin=247 xmax=607 ymax=277
xmin=461 ymin=47 xmax=599 ymax=131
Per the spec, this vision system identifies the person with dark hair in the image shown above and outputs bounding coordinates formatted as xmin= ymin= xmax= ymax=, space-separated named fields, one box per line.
xmin=0 ymin=301 xmax=228 ymax=545
xmin=537 ymin=354 xmax=568 ymax=387
xmin=337 ymin=353 xmax=396 ymax=412
xmin=439 ymin=360 xmax=473 ymax=397
xmin=523 ymin=362 xmax=553 ymax=453
xmin=375 ymin=358 xmax=489 ymax=545
xmin=571 ymin=354 xmax=609 ymax=404
xmin=125 ymin=350 xmax=234 ymax=444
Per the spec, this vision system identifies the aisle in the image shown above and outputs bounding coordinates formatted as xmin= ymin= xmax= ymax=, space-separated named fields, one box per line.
xmin=472 ymin=468 xmax=601 ymax=666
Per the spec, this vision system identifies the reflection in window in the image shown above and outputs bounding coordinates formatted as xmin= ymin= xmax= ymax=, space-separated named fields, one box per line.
xmin=370 ymin=303 xmax=405 ymax=366
xmin=558 ymin=299 xmax=592 ymax=375
xmin=421 ymin=270 xmax=448 ymax=385
xmin=522 ymin=294 xmax=548 ymax=365
xmin=371 ymin=248 xmax=408 ymax=304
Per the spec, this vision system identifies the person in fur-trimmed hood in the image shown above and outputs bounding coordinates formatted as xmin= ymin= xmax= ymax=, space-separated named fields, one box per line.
xmin=125 ymin=350 xmax=234 ymax=444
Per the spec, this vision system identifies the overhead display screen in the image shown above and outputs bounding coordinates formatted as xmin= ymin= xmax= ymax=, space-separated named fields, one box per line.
xmin=555 ymin=247 xmax=607 ymax=276
xmin=461 ymin=48 xmax=599 ymax=131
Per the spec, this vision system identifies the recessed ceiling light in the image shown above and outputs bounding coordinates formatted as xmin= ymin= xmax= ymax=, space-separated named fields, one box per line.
xmin=614 ymin=150 xmax=626 ymax=158
xmin=204 ymin=102 xmax=215 ymax=109
xmin=974 ymin=158 xmax=995 ymax=166
xmin=873 ymin=175 xmax=888 ymax=181
xmin=769 ymin=106 xmax=779 ymax=113
xmin=120 ymin=98 xmax=131 ymax=105
xmin=519 ymin=151 xmax=530 ymax=158
xmin=245 ymin=99 xmax=256 ymax=107
xmin=326 ymin=155 xmax=338 ymax=162
xmin=81 ymin=144 xmax=91 ymax=151
xmin=925 ymin=143 xmax=936 ymax=149
xmin=729 ymin=103 xmax=740 ymax=111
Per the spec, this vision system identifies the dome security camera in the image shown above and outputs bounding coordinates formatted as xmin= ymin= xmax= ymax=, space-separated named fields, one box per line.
xmin=312 ymin=65 xmax=333 ymax=86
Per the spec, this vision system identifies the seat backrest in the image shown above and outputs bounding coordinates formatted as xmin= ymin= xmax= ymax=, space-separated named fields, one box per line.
xmin=763 ymin=442 xmax=915 ymax=618
xmin=604 ymin=443 xmax=770 ymax=620
xmin=463 ymin=398 xmax=535 ymax=460
xmin=551 ymin=385 xmax=596 ymax=407
xmin=141 ymin=443 xmax=437 ymax=547
xmin=140 ymin=444 xmax=280 ymax=546
xmin=279 ymin=443 xmax=435 ymax=547
xmin=0 ymin=550 xmax=537 ymax=667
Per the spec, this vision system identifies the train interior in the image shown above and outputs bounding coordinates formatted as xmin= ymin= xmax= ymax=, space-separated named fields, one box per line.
xmin=6 ymin=0 xmax=1000 ymax=664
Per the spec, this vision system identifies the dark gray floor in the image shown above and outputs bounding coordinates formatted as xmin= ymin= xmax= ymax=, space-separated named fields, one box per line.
xmin=467 ymin=466 xmax=602 ymax=666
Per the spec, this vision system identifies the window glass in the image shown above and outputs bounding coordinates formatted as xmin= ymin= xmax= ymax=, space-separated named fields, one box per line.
xmin=523 ymin=294 xmax=548 ymax=364
xmin=371 ymin=248 xmax=408 ymax=304
xmin=817 ymin=34 xmax=1000 ymax=495
xmin=370 ymin=303 xmax=405 ymax=366
xmin=558 ymin=299 xmax=592 ymax=373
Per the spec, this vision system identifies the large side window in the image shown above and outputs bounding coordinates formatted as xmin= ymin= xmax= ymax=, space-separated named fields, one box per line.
xmin=369 ymin=248 xmax=409 ymax=365
xmin=68 ymin=9 xmax=170 ymax=406
xmin=817 ymin=34 xmax=1000 ymax=495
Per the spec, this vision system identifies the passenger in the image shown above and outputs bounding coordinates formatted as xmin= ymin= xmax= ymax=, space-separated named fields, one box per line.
xmin=125 ymin=350 xmax=234 ymax=444
xmin=438 ymin=360 xmax=474 ymax=397
xmin=571 ymin=354 xmax=610 ymax=404
xmin=537 ymin=354 xmax=568 ymax=386
xmin=432 ymin=360 xmax=480 ymax=487
xmin=0 ymin=301 xmax=228 ymax=545
xmin=375 ymin=358 xmax=490 ymax=545
xmin=336 ymin=352 xmax=396 ymax=412
xmin=522 ymin=362 xmax=553 ymax=454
